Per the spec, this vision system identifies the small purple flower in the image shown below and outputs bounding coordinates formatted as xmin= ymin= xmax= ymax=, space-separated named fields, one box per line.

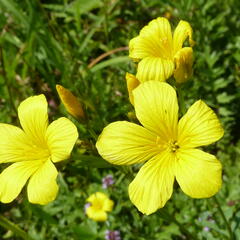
xmin=102 ymin=174 xmax=114 ymax=189
xmin=203 ymin=226 xmax=210 ymax=232
xmin=84 ymin=203 xmax=91 ymax=213
xmin=105 ymin=230 xmax=121 ymax=240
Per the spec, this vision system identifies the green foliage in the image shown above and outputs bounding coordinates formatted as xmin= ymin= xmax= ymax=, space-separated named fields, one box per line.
xmin=0 ymin=0 xmax=240 ymax=239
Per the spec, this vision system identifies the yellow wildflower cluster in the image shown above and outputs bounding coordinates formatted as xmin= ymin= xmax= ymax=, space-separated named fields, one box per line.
xmin=96 ymin=17 xmax=224 ymax=215
xmin=0 ymin=16 xmax=223 ymax=220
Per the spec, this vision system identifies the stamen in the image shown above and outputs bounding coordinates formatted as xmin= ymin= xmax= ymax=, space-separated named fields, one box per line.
xmin=169 ymin=140 xmax=179 ymax=153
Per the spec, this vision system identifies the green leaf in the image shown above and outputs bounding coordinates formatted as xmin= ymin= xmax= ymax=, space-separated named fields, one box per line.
xmin=213 ymin=78 xmax=231 ymax=91
xmin=90 ymin=56 xmax=130 ymax=72
xmin=67 ymin=0 xmax=102 ymax=14
xmin=217 ymin=92 xmax=235 ymax=104
xmin=43 ymin=0 xmax=102 ymax=15
xmin=73 ymin=223 xmax=97 ymax=240
xmin=1 ymin=32 xmax=22 ymax=47
xmin=28 ymin=205 xmax=58 ymax=225
xmin=219 ymin=107 xmax=233 ymax=117
xmin=0 ymin=0 xmax=28 ymax=28
xmin=0 ymin=215 xmax=32 ymax=240
xmin=74 ymin=154 xmax=113 ymax=168
xmin=155 ymin=224 xmax=181 ymax=239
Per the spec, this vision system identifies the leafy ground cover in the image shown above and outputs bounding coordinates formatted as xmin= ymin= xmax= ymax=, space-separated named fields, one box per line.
xmin=0 ymin=0 xmax=240 ymax=239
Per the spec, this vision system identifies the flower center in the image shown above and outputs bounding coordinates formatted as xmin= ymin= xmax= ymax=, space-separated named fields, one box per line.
xmin=156 ymin=137 xmax=180 ymax=153
xmin=93 ymin=199 xmax=103 ymax=210
xmin=169 ymin=140 xmax=179 ymax=153
xmin=23 ymin=143 xmax=51 ymax=161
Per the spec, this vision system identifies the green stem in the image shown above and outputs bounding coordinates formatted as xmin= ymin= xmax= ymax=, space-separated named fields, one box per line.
xmin=116 ymin=166 xmax=134 ymax=180
xmin=0 ymin=215 xmax=32 ymax=240
xmin=158 ymin=209 xmax=198 ymax=240
xmin=213 ymin=196 xmax=235 ymax=240
xmin=0 ymin=47 xmax=18 ymax=116
xmin=103 ymin=0 xmax=109 ymax=43
xmin=177 ymin=86 xmax=187 ymax=116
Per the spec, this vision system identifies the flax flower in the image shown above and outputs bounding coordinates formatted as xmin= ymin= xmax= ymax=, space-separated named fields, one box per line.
xmin=129 ymin=17 xmax=194 ymax=83
xmin=86 ymin=192 xmax=114 ymax=221
xmin=96 ymin=81 xmax=223 ymax=215
xmin=56 ymin=84 xmax=85 ymax=119
xmin=0 ymin=95 xmax=78 ymax=204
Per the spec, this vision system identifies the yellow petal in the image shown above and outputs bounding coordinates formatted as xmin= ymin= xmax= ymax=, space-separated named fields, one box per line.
xmin=129 ymin=36 xmax=148 ymax=62
xmin=27 ymin=159 xmax=59 ymax=205
xmin=136 ymin=57 xmax=175 ymax=82
xmin=125 ymin=73 xmax=140 ymax=105
xmin=46 ymin=117 xmax=78 ymax=163
xmin=103 ymin=199 xmax=114 ymax=212
xmin=18 ymin=95 xmax=48 ymax=146
xmin=87 ymin=192 xmax=108 ymax=203
xmin=129 ymin=17 xmax=173 ymax=60
xmin=0 ymin=161 xmax=41 ymax=203
xmin=174 ymin=47 xmax=193 ymax=84
xmin=173 ymin=20 xmax=194 ymax=54
xmin=86 ymin=207 xmax=107 ymax=222
xmin=0 ymin=124 xmax=31 ymax=163
xmin=0 ymin=124 xmax=51 ymax=163
xmin=175 ymin=149 xmax=222 ymax=198
xmin=178 ymin=100 xmax=224 ymax=148
xmin=56 ymin=85 xmax=85 ymax=119
xmin=133 ymin=81 xmax=178 ymax=141
xmin=128 ymin=151 xmax=175 ymax=215
xmin=96 ymin=121 xmax=158 ymax=165
xmin=87 ymin=192 xmax=114 ymax=212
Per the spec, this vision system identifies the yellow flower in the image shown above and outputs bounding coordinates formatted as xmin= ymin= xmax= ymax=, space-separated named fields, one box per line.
xmin=0 ymin=95 xmax=78 ymax=204
xmin=129 ymin=17 xmax=194 ymax=83
xmin=86 ymin=192 xmax=114 ymax=221
xmin=125 ymin=73 xmax=140 ymax=105
xmin=96 ymin=81 xmax=223 ymax=215
xmin=56 ymin=84 xmax=85 ymax=119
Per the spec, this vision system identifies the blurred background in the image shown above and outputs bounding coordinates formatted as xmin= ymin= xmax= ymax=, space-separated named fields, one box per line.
xmin=0 ymin=0 xmax=240 ymax=239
